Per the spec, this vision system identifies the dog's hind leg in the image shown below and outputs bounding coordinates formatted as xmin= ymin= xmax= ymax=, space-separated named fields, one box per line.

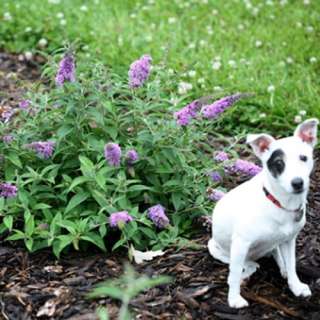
xmin=208 ymin=238 xmax=229 ymax=264
xmin=272 ymin=247 xmax=287 ymax=279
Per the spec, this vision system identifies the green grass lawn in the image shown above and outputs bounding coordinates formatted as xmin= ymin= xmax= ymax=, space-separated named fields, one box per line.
xmin=1 ymin=0 xmax=319 ymax=133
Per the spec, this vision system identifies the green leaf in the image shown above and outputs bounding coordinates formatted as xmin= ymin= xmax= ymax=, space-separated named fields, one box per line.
xmin=65 ymin=192 xmax=90 ymax=213
xmin=7 ymin=152 xmax=22 ymax=168
xmin=68 ymin=176 xmax=92 ymax=192
xmin=79 ymin=155 xmax=95 ymax=177
xmin=3 ymin=216 xmax=13 ymax=231
xmin=53 ymin=235 xmax=74 ymax=258
xmin=88 ymin=285 xmax=123 ymax=300
xmin=91 ymin=190 xmax=109 ymax=208
xmin=172 ymin=192 xmax=183 ymax=211
xmin=6 ymin=230 xmax=25 ymax=241
xmin=25 ymin=214 xmax=35 ymax=237
xmin=81 ymin=232 xmax=106 ymax=251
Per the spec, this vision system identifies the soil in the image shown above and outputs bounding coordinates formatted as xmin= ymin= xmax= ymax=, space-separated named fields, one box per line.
xmin=0 ymin=53 xmax=320 ymax=320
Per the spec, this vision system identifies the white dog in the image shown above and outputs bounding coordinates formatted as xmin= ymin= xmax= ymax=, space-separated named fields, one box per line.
xmin=208 ymin=118 xmax=318 ymax=308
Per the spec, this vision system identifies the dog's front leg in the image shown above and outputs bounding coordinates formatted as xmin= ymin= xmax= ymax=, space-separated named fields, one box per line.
xmin=280 ymin=237 xmax=311 ymax=297
xmin=228 ymin=237 xmax=250 ymax=308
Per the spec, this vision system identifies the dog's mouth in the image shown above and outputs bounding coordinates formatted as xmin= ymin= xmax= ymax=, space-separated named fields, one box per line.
xmin=293 ymin=188 xmax=305 ymax=194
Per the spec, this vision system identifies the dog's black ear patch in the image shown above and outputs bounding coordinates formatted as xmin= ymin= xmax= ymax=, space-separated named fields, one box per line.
xmin=267 ymin=149 xmax=285 ymax=178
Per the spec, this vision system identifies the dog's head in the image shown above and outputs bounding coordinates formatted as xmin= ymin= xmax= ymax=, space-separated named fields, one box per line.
xmin=247 ymin=118 xmax=318 ymax=195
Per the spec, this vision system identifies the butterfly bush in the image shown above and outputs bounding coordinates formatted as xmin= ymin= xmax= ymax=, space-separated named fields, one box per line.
xmin=208 ymin=188 xmax=225 ymax=201
xmin=2 ymin=135 xmax=14 ymax=143
xmin=128 ymin=54 xmax=152 ymax=88
xmin=109 ymin=211 xmax=133 ymax=228
xmin=226 ymin=159 xmax=262 ymax=176
xmin=209 ymin=171 xmax=222 ymax=182
xmin=126 ymin=149 xmax=139 ymax=165
xmin=147 ymin=205 xmax=169 ymax=229
xmin=174 ymin=100 xmax=201 ymax=126
xmin=104 ymin=143 xmax=121 ymax=166
xmin=214 ymin=151 xmax=229 ymax=162
xmin=55 ymin=54 xmax=76 ymax=86
xmin=19 ymin=100 xmax=30 ymax=109
xmin=201 ymin=93 xmax=248 ymax=119
xmin=0 ymin=183 xmax=17 ymax=198
xmin=27 ymin=141 xmax=55 ymax=159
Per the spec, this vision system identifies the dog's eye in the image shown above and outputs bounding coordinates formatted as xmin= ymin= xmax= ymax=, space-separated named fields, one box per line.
xmin=299 ymin=155 xmax=308 ymax=162
xmin=275 ymin=159 xmax=284 ymax=170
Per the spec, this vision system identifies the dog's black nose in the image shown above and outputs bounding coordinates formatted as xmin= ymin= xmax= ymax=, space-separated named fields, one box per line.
xmin=291 ymin=178 xmax=304 ymax=192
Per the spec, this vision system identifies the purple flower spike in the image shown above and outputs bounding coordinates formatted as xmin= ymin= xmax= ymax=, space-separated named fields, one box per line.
xmin=209 ymin=171 xmax=222 ymax=182
xmin=226 ymin=159 xmax=262 ymax=176
xmin=2 ymin=135 xmax=14 ymax=144
xmin=0 ymin=183 xmax=17 ymax=198
xmin=27 ymin=141 xmax=55 ymax=159
xmin=208 ymin=189 xmax=225 ymax=202
xmin=19 ymin=100 xmax=31 ymax=109
xmin=55 ymin=54 xmax=76 ymax=86
xmin=147 ymin=204 xmax=170 ymax=229
xmin=109 ymin=211 xmax=133 ymax=228
xmin=126 ymin=149 xmax=139 ymax=165
xmin=174 ymin=100 xmax=201 ymax=126
xmin=104 ymin=143 xmax=121 ymax=167
xmin=214 ymin=151 xmax=229 ymax=162
xmin=201 ymin=93 xmax=248 ymax=119
xmin=128 ymin=54 xmax=152 ymax=88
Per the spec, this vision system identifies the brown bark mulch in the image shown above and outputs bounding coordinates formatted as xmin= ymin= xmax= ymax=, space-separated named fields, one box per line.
xmin=0 ymin=53 xmax=320 ymax=320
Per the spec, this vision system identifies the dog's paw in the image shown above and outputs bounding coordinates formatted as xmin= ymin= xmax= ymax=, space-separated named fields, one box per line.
xmin=290 ymin=282 xmax=311 ymax=297
xmin=228 ymin=295 xmax=249 ymax=308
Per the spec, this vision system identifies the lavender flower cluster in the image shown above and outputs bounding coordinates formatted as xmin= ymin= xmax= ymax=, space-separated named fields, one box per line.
xmin=226 ymin=159 xmax=262 ymax=176
xmin=201 ymin=93 xmax=248 ymax=119
xmin=55 ymin=54 xmax=76 ymax=86
xmin=27 ymin=141 xmax=55 ymax=159
xmin=174 ymin=100 xmax=201 ymax=126
xmin=0 ymin=183 xmax=17 ymax=198
xmin=208 ymin=188 xmax=225 ymax=201
xmin=128 ymin=54 xmax=152 ymax=88
xmin=104 ymin=143 xmax=139 ymax=167
xmin=109 ymin=204 xmax=170 ymax=230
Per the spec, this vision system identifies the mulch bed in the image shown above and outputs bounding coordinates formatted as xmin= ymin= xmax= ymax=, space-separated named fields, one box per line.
xmin=0 ymin=53 xmax=320 ymax=320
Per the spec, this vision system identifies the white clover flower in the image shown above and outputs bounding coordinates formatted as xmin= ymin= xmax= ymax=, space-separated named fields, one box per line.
xmin=252 ymin=7 xmax=259 ymax=16
xmin=188 ymin=43 xmax=196 ymax=49
xmin=170 ymin=97 xmax=179 ymax=106
xmin=60 ymin=19 xmax=67 ymax=26
xmin=145 ymin=35 xmax=153 ymax=42
xmin=228 ymin=60 xmax=236 ymax=68
xmin=280 ymin=0 xmax=288 ymax=5
xmin=197 ymin=78 xmax=205 ymax=84
xmin=38 ymin=38 xmax=48 ymax=48
xmin=212 ymin=61 xmax=222 ymax=70
xmin=142 ymin=5 xmax=149 ymax=11
xmin=24 ymin=51 xmax=33 ymax=60
xmin=255 ymin=40 xmax=263 ymax=48
xmin=238 ymin=24 xmax=245 ymax=31
xmin=266 ymin=0 xmax=273 ymax=6
xmin=207 ymin=27 xmax=213 ymax=35
xmin=56 ymin=12 xmax=64 ymax=19
xmin=286 ymin=57 xmax=294 ymax=64
xmin=199 ymin=40 xmax=207 ymax=47
xmin=130 ymin=13 xmax=137 ymax=19
xmin=294 ymin=115 xmax=302 ymax=123
xmin=299 ymin=110 xmax=307 ymax=116
xmin=25 ymin=27 xmax=32 ymax=33
xmin=168 ymin=68 xmax=174 ymax=75
xmin=213 ymin=86 xmax=223 ymax=91
xmin=304 ymin=0 xmax=310 ymax=4
xmin=3 ymin=12 xmax=12 ymax=21
xmin=267 ymin=85 xmax=275 ymax=93
xmin=202 ymin=0 xmax=208 ymax=4
xmin=296 ymin=22 xmax=303 ymax=28
xmin=178 ymin=82 xmax=193 ymax=95
xmin=259 ymin=113 xmax=267 ymax=118
xmin=188 ymin=70 xmax=196 ymax=78
xmin=212 ymin=9 xmax=218 ymax=15
xmin=168 ymin=17 xmax=177 ymax=24
xmin=80 ymin=5 xmax=88 ymax=11
xmin=310 ymin=57 xmax=317 ymax=63
xmin=306 ymin=26 xmax=314 ymax=33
